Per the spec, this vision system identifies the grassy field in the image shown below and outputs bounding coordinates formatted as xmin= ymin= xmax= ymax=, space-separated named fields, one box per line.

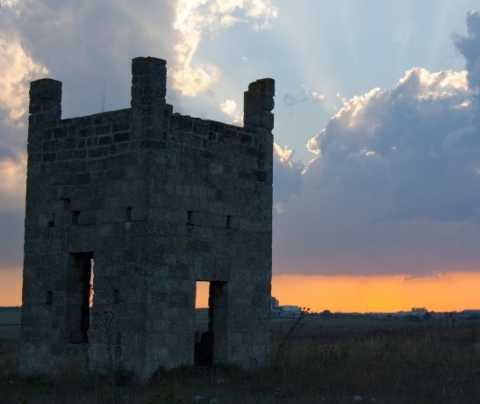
xmin=0 ymin=307 xmax=21 ymax=341
xmin=0 ymin=307 xmax=21 ymax=325
xmin=1 ymin=309 xmax=480 ymax=403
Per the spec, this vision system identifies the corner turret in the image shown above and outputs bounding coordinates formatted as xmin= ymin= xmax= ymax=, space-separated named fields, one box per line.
xmin=29 ymin=78 xmax=62 ymax=126
xmin=243 ymin=78 xmax=275 ymax=131
xmin=131 ymin=57 xmax=166 ymax=109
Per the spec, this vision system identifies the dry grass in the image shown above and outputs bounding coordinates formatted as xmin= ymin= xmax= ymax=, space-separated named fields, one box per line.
xmin=1 ymin=321 xmax=480 ymax=403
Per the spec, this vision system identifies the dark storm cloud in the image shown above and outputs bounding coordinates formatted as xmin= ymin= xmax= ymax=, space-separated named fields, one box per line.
xmin=274 ymin=12 xmax=480 ymax=276
xmin=273 ymin=144 xmax=303 ymax=206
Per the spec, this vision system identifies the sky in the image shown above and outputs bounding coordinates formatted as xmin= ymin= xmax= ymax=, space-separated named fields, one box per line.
xmin=1 ymin=0 xmax=480 ymax=311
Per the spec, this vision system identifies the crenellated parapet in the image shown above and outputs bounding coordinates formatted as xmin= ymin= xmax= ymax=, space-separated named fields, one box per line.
xmin=29 ymin=78 xmax=62 ymax=127
xmin=243 ymin=78 xmax=275 ymax=131
xmin=26 ymin=59 xmax=275 ymax=169
xmin=131 ymin=57 xmax=166 ymax=110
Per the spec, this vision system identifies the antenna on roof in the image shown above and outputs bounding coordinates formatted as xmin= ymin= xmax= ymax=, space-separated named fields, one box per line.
xmin=100 ymin=78 xmax=107 ymax=113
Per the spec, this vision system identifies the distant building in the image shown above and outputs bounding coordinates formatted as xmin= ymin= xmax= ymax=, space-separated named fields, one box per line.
xmin=389 ymin=307 xmax=431 ymax=320
xmin=411 ymin=308 xmax=428 ymax=316
xmin=272 ymin=304 xmax=302 ymax=318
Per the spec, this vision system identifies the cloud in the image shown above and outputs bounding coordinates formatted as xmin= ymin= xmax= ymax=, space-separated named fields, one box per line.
xmin=0 ymin=0 xmax=177 ymax=188
xmin=220 ymin=98 xmax=238 ymax=116
xmin=0 ymin=0 xmax=178 ymax=273
xmin=310 ymin=91 xmax=326 ymax=103
xmin=0 ymin=212 xmax=23 ymax=271
xmin=305 ymin=67 xmax=475 ymax=221
xmin=172 ymin=0 xmax=221 ymax=97
xmin=273 ymin=143 xmax=303 ymax=211
xmin=0 ymin=122 xmax=25 ymax=272
xmin=0 ymin=0 xmax=18 ymax=11
xmin=0 ymin=153 xmax=26 ymax=211
xmin=283 ymin=86 xmax=326 ymax=107
xmin=219 ymin=98 xmax=242 ymax=123
xmin=0 ymin=0 xmax=176 ymax=115
xmin=172 ymin=0 xmax=278 ymax=96
xmin=0 ymin=30 xmax=45 ymax=221
xmin=455 ymin=11 xmax=480 ymax=115
xmin=274 ymin=62 xmax=480 ymax=276
xmin=0 ymin=34 xmax=48 ymax=123
xmin=2 ymin=3 xmax=480 ymax=283
xmin=0 ymin=0 xmax=280 ymax=272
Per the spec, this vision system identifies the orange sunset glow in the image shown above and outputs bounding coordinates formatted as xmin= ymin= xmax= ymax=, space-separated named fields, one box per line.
xmin=271 ymin=273 xmax=480 ymax=313
xmin=3 ymin=270 xmax=478 ymax=312
xmin=0 ymin=270 xmax=22 ymax=307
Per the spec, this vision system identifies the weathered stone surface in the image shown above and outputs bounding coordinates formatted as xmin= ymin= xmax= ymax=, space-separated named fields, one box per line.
xmin=19 ymin=57 xmax=274 ymax=380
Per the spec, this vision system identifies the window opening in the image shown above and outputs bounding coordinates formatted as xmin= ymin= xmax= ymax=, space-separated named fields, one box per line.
xmin=66 ymin=252 xmax=94 ymax=344
xmin=72 ymin=211 xmax=80 ymax=225
xmin=46 ymin=291 xmax=53 ymax=305
xmin=194 ymin=281 xmax=228 ymax=366
xmin=89 ymin=258 xmax=95 ymax=308
xmin=63 ymin=198 xmax=71 ymax=209
xmin=114 ymin=289 xmax=120 ymax=304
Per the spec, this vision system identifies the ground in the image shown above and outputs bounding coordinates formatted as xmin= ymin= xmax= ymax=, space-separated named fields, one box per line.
xmin=1 ymin=308 xmax=480 ymax=403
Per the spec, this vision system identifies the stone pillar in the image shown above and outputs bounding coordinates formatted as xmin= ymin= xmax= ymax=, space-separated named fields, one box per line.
xmin=243 ymin=78 xmax=275 ymax=131
xmin=244 ymin=78 xmax=275 ymax=187
xmin=131 ymin=57 xmax=167 ymax=138
xmin=28 ymin=79 xmax=62 ymax=128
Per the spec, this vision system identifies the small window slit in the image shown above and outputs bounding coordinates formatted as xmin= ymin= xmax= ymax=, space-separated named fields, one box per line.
xmin=126 ymin=207 xmax=133 ymax=222
xmin=114 ymin=289 xmax=120 ymax=304
xmin=63 ymin=198 xmax=71 ymax=209
xmin=72 ymin=211 xmax=80 ymax=225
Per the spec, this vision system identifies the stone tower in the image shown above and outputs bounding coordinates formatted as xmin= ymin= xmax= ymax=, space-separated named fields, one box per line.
xmin=20 ymin=57 xmax=274 ymax=379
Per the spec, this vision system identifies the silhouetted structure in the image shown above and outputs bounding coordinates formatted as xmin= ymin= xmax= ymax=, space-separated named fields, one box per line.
xmin=19 ymin=57 xmax=274 ymax=379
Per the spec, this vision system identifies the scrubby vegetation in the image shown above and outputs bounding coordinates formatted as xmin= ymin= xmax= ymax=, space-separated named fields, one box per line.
xmin=1 ymin=317 xmax=480 ymax=403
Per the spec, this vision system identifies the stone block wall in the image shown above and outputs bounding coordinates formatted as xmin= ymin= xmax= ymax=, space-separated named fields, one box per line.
xmin=20 ymin=57 xmax=274 ymax=380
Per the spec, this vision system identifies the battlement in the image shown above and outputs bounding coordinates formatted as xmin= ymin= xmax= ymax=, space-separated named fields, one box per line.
xmin=28 ymin=57 xmax=274 ymax=165
xmin=244 ymin=78 xmax=275 ymax=130
xmin=29 ymin=78 xmax=62 ymax=127
xmin=131 ymin=57 xmax=166 ymax=110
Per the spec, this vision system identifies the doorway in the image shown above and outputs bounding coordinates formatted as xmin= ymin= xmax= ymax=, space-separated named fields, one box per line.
xmin=194 ymin=281 xmax=228 ymax=366
xmin=66 ymin=252 xmax=94 ymax=343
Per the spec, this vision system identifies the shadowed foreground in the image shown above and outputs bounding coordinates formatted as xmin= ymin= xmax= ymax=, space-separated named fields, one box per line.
xmin=1 ymin=317 xmax=480 ymax=403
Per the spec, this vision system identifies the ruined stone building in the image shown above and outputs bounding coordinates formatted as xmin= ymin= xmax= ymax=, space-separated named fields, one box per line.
xmin=19 ymin=57 xmax=274 ymax=379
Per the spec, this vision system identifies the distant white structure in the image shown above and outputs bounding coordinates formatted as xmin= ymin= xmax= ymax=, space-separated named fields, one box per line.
xmin=388 ymin=307 xmax=430 ymax=319
xmin=271 ymin=301 xmax=302 ymax=318
xmin=411 ymin=308 xmax=428 ymax=317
